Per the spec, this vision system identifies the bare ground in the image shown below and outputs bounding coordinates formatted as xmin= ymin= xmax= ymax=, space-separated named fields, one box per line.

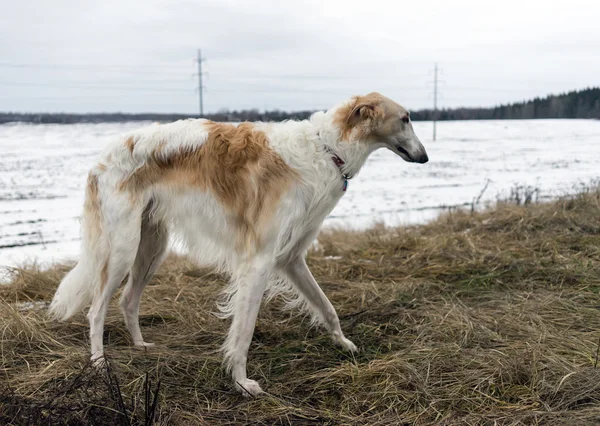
xmin=1 ymin=189 xmax=600 ymax=425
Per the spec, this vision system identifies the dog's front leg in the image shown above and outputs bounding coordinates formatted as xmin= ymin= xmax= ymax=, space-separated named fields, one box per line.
xmin=222 ymin=256 xmax=273 ymax=397
xmin=282 ymin=257 xmax=357 ymax=353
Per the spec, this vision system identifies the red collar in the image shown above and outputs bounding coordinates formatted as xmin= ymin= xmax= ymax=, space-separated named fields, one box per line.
xmin=330 ymin=151 xmax=346 ymax=167
xmin=324 ymin=146 xmax=352 ymax=178
xmin=324 ymin=146 xmax=352 ymax=191
xmin=330 ymin=151 xmax=346 ymax=170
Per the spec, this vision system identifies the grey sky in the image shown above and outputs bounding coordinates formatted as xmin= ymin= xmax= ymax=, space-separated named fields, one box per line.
xmin=1 ymin=0 xmax=598 ymax=113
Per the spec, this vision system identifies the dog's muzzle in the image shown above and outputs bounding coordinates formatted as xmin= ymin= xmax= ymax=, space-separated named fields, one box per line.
xmin=396 ymin=143 xmax=429 ymax=164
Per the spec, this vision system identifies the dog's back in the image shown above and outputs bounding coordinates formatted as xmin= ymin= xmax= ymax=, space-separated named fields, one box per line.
xmin=50 ymin=119 xmax=301 ymax=318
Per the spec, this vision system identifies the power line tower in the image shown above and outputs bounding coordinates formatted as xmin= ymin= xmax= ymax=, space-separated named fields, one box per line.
xmin=196 ymin=49 xmax=207 ymax=117
xmin=433 ymin=62 xmax=438 ymax=141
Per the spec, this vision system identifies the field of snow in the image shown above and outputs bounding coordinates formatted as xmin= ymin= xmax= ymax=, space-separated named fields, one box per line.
xmin=1 ymin=119 xmax=599 ymax=267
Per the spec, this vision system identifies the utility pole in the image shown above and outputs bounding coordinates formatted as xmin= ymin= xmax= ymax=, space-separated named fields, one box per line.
xmin=433 ymin=62 xmax=438 ymax=141
xmin=197 ymin=49 xmax=205 ymax=117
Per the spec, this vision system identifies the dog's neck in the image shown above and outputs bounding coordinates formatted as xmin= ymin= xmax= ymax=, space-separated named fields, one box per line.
xmin=310 ymin=110 xmax=379 ymax=180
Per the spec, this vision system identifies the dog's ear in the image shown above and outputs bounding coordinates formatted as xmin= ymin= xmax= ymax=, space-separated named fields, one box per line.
xmin=336 ymin=93 xmax=386 ymax=141
xmin=347 ymin=98 xmax=384 ymax=128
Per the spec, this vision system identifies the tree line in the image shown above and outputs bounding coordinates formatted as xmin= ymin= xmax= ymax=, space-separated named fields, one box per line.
xmin=1 ymin=87 xmax=598 ymax=125
xmin=411 ymin=87 xmax=600 ymax=121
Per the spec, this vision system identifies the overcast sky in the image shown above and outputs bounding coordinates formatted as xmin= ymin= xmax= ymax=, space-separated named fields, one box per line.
xmin=1 ymin=0 xmax=598 ymax=114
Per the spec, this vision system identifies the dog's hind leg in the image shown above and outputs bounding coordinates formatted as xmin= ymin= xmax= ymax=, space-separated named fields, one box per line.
xmin=282 ymin=256 xmax=357 ymax=353
xmin=88 ymin=198 xmax=143 ymax=364
xmin=120 ymin=201 xmax=168 ymax=348
xmin=222 ymin=254 xmax=274 ymax=397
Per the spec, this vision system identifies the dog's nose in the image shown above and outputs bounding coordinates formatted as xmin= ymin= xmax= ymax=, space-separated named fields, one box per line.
xmin=416 ymin=152 xmax=429 ymax=164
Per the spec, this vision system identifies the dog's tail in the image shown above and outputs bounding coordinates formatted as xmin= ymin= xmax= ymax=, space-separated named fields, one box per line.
xmin=49 ymin=260 xmax=96 ymax=320
xmin=49 ymin=170 xmax=109 ymax=321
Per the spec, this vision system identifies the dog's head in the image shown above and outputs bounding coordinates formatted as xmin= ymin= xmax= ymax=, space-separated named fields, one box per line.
xmin=334 ymin=92 xmax=428 ymax=164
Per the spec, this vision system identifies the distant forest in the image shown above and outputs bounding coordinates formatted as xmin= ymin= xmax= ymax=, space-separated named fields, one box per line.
xmin=1 ymin=87 xmax=598 ymax=125
xmin=411 ymin=87 xmax=600 ymax=121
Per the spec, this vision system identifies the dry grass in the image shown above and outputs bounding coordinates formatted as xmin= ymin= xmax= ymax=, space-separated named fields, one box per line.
xmin=1 ymin=189 xmax=600 ymax=425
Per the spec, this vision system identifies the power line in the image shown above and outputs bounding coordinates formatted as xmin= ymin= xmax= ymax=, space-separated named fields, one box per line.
xmin=0 ymin=81 xmax=192 ymax=92
xmin=0 ymin=81 xmax=434 ymax=99
xmin=0 ymin=61 xmax=185 ymax=72
xmin=0 ymin=61 xmax=433 ymax=84
xmin=2 ymin=79 xmax=578 ymax=98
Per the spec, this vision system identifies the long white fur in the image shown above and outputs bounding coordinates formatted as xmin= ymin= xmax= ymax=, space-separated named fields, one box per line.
xmin=49 ymin=95 xmax=427 ymax=397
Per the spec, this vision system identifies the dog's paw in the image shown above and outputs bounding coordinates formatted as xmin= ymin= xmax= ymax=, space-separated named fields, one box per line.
xmin=91 ymin=354 xmax=107 ymax=369
xmin=134 ymin=341 xmax=155 ymax=348
xmin=235 ymin=379 xmax=263 ymax=397
xmin=338 ymin=337 xmax=358 ymax=353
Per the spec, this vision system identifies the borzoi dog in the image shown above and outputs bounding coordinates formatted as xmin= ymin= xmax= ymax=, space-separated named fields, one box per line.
xmin=49 ymin=92 xmax=429 ymax=396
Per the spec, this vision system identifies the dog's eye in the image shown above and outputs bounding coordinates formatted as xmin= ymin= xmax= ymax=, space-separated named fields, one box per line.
xmin=402 ymin=115 xmax=410 ymax=124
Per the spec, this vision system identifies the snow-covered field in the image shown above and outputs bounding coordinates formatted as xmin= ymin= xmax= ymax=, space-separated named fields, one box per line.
xmin=1 ymin=119 xmax=599 ymax=267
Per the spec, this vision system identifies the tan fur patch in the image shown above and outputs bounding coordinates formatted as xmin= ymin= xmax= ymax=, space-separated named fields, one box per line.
xmin=84 ymin=173 xmax=102 ymax=243
xmin=125 ymin=136 xmax=136 ymax=155
xmin=334 ymin=92 xmax=406 ymax=142
xmin=120 ymin=122 xmax=298 ymax=252
xmin=85 ymin=172 xmax=110 ymax=292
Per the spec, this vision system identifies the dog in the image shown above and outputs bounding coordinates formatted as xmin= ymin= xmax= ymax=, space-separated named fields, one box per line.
xmin=49 ymin=92 xmax=428 ymax=396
